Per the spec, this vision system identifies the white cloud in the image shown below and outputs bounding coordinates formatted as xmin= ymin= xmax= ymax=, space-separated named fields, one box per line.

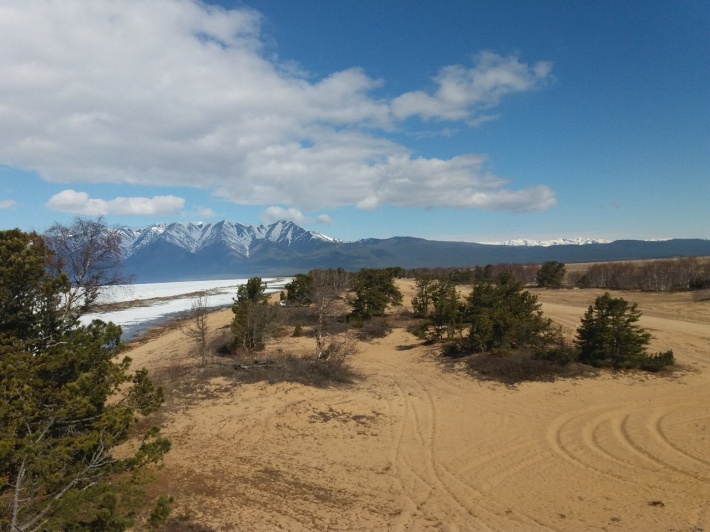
xmin=391 ymin=52 xmax=553 ymax=121
xmin=262 ymin=206 xmax=308 ymax=225
xmin=262 ymin=207 xmax=333 ymax=226
xmin=47 ymin=189 xmax=185 ymax=216
xmin=0 ymin=199 xmax=16 ymax=209
xmin=349 ymin=154 xmax=556 ymax=211
xmin=195 ymin=206 xmax=216 ymax=218
xmin=0 ymin=1 xmax=555 ymax=214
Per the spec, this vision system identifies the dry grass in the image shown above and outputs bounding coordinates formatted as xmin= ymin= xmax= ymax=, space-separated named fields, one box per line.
xmin=459 ymin=351 xmax=597 ymax=386
xmin=151 ymin=346 xmax=360 ymax=401
xmin=353 ymin=316 xmax=393 ymax=341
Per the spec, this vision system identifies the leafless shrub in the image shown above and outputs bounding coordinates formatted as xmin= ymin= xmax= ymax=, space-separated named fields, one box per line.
xmin=281 ymin=305 xmax=318 ymax=328
xmin=233 ymin=333 xmax=359 ymax=387
xmin=355 ymin=317 xmax=392 ymax=341
xmin=231 ymin=352 xmax=358 ymax=387
xmin=209 ymin=327 xmax=233 ymax=357
xmin=310 ymin=268 xmax=353 ymax=357
xmin=576 ymin=257 xmax=710 ymax=292
xmin=181 ymin=295 xmax=210 ymax=366
xmin=318 ymin=332 xmax=357 ymax=361
xmin=155 ymin=357 xmax=193 ymax=383
xmin=150 ymin=357 xmax=195 ymax=403
xmin=462 ymin=351 xmax=596 ymax=386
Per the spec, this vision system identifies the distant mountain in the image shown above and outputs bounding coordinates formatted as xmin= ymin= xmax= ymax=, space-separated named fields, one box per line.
xmin=117 ymin=219 xmax=336 ymax=257
xmin=484 ymin=238 xmax=611 ymax=247
xmin=118 ymin=220 xmax=710 ymax=282
xmin=119 ymin=220 xmax=335 ymax=281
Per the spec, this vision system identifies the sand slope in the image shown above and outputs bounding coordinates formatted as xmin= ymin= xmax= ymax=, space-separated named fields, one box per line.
xmin=127 ymin=283 xmax=710 ymax=531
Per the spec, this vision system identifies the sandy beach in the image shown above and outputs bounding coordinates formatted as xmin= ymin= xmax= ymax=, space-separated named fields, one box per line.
xmin=126 ymin=280 xmax=710 ymax=531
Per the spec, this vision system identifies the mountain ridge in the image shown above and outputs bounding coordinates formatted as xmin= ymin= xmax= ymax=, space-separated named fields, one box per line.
xmin=483 ymin=237 xmax=612 ymax=247
xmin=117 ymin=220 xmax=710 ymax=282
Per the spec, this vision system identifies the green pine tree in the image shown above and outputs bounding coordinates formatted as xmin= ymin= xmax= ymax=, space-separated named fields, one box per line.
xmin=349 ymin=268 xmax=403 ymax=322
xmin=463 ymin=273 xmax=552 ymax=353
xmin=575 ymin=292 xmax=672 ymax=370
xmin=231 ymin=277 xmax=280 ymax=350
xmin=536 ymin=261 xmax=566 ymax=288
xmin=0 ymin=229 xmax=169 ymax=531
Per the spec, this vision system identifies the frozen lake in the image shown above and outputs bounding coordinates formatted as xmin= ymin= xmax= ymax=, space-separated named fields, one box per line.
xmin=81 ymin=277 xmax=291 ymax=340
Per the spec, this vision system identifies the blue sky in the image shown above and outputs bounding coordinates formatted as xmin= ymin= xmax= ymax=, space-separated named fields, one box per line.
xmin=0 ymin=0 xmax=707 ymax=242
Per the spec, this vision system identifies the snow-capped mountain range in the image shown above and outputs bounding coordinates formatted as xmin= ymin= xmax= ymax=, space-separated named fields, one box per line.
xmin=484 ymin=238 xmax=612 ymax=247
xmin=114 ymin=220 xmax=710 ymax=282
xmin=117 ymin=219 xmax=614 ymax=260
xmin=118 ymin=220 xmax=337 ymax=259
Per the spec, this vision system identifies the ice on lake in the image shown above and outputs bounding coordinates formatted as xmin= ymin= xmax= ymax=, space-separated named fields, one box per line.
xmin=80 ymin=277 xmax=291 ymax=340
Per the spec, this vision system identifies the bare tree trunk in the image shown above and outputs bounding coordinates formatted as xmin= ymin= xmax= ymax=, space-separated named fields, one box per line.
xmin=183 ymin=295 xmax=210 ymax=366
xmin=10 ymin=460 xmax=26 ymax=531
xmin=310 ymin=269 xmax=351 ymax=359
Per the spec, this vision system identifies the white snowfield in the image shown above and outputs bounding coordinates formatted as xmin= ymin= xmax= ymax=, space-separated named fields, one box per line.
xmin=482 ymin=237 xmax=612 ymax=246
xmin=80 ymin=277 xmax=292 ymax=339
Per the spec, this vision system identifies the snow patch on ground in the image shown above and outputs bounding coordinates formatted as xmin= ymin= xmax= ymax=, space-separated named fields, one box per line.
xmin=81 ymin=277 xmax=291 ymax=340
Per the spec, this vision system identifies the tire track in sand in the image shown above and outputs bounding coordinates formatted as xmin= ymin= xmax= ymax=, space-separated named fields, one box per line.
xmin=386 ymin=371 xmax=496 ymax=531
xmin=406 ymin=376 xmax=488 ymax=528
xmin=652 ymin=406 xmax=710 ymax=469
xmin=386 ymin=378 xmax=428 ymax=532
xmin=378 ymin=330 xmax=559 ymax=530
xmin=413 ymin=377 xmax=560 ymax=531
xmin=546 ymin=403 xmax=710 ymax=489
xmin=547 ymin=404 xmax=649 ymax=485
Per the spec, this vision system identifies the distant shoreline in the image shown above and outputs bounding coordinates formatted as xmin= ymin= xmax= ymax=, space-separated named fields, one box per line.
xmin=82 ymin=277 xmax=291 ymax=342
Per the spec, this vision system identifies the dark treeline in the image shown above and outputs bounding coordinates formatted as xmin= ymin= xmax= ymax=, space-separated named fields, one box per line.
xmin=571 ymin=257 xmax=710 ymax=292
xmin=405 ymin=263 xmax=539 ymax=286
xmin=407 ymin=257 xmax=710 ymax=293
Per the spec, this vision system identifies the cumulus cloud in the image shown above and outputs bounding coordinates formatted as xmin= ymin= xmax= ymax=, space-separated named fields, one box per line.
xmin=262 ymin=206 xmax=309 ymax=225
xmin=349 ymin=154 xmax=556 ymax=211
xmin=195 ymin=206 xmax=217 ymax=218
xmin=0 ymin=199 xmax=16 ymax=209
xmin=391 ymin=52 xmax=553 ymax=121
xmin=47 ymin=189 xmax=185 ymax=216
xmin=315 ymin=214 xmax=333 ymax=226
xmin=262 ymin=206 xmax=334 ymax=226
xmin=0 ymin=1 xmax=555 ymax=214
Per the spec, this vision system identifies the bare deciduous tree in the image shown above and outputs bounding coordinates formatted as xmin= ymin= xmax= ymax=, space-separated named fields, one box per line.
xmin=44 ymin=216 xmax=130 ymax=318
xmin=182 ymin=294 xmax=211 ymax=366
xmin=310 ymin=268 xmax=352 ymax=359
xmin=319 ymin=331 xmax=358 ymax=367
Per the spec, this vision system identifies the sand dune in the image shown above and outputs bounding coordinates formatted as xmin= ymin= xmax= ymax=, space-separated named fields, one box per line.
xmin=127 ymin=281 xmax=710 ymax=530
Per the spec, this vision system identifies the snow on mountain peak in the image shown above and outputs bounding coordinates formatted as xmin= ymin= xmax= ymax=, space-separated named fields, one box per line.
xmin=118 ymin=220 xmax=338 ymax=259
xmin=481 ymin=237 xmax=612 ymax=247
